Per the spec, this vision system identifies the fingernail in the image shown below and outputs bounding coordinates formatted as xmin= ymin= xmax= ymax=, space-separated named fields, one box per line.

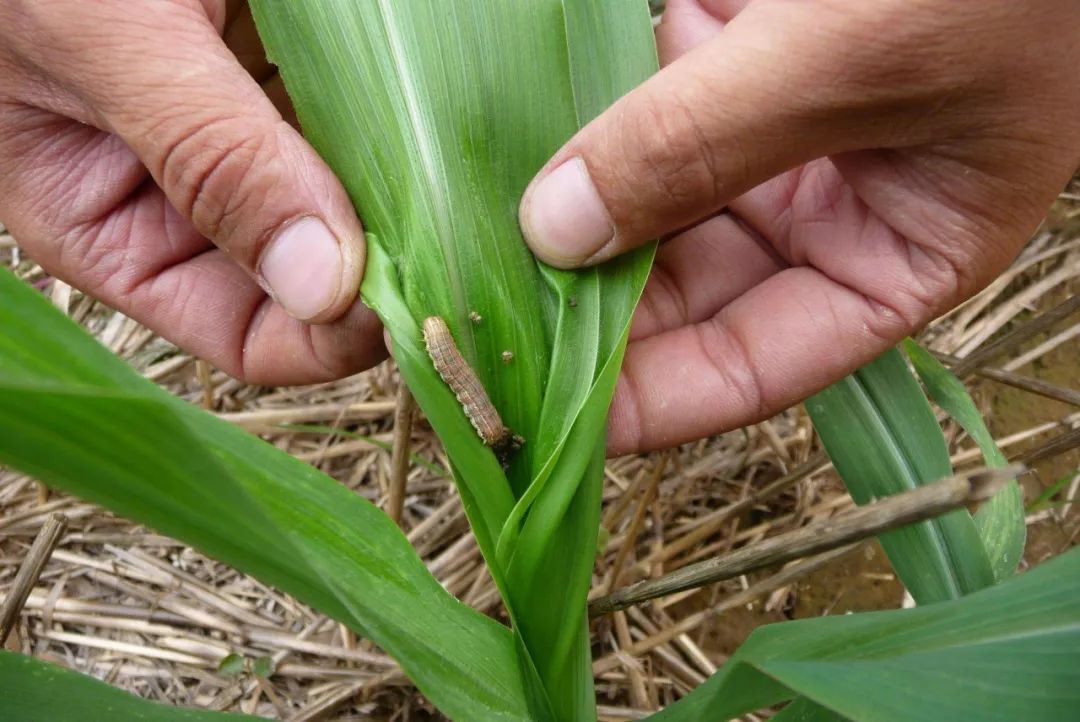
xmin=260 ymin=217 xmax=343 ymax=320
xmin=520 ymin=157 xmax=614 ymax=267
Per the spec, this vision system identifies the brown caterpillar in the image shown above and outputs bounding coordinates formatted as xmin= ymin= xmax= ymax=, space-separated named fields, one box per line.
xmin=422 ymin=316 xmax=523 ymax=462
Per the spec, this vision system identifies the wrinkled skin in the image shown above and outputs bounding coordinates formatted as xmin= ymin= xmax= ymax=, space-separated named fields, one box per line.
xmin=520 ymin=0 xmax=1080 ymax=453
xmin=1 ymin=0 xmax=1077 ymax=453
xmin=0 ymin=0 xmax=384 ymax=385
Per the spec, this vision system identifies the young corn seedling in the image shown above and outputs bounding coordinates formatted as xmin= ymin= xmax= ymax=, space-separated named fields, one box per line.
xmin=0 ymin=1 xmax=1063 ymax=720
xmin=248 ymin=2 xmax=659 ymax=718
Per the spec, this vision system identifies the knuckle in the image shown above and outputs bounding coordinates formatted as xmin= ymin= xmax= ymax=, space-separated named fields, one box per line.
xmin=896 ymin=240 xmax=971 ymax=322
xmin=611 ymin=88 xmax=724 ymax=226
xmin=158 ymin=116 xmax=281 ymax=259
xmin=238 ymin=302 xmax=348 ymax=386
xmin=633 ymin=92 xmax=717 ymax=198
xmin=609 ymin=366 xmax=646 ymax=455
xmin=639 ymin=254 xmax=691 ymax=333
xmin=698 ymin=317 xmax=769 ymax=422
xmin=859 ymin=297 xmax=916 ymax=347
xmin=56 ymin=223 xmax=126 ymax=296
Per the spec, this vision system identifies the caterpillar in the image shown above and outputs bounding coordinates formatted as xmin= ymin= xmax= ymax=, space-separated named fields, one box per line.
xmin=422 ymin=316 xmax=523 ymax=461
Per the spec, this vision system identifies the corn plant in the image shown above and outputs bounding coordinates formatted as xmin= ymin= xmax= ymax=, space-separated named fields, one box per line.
xmin=0 ymin=2 xmax=1073 ymax=720
xmin=246 ymin=3 xmax=659 ymax=717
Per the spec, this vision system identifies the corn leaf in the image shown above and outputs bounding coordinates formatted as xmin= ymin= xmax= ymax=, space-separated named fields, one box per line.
xmin=805 ymin=349 xmax=994 ymax=603
xmin=646 ymin=545 xmax=1080 ymax=721
xmin=0 ymin=267 xmax=531 ymax=721
xmin=0 ymin=652 xmax=256 ymax=722
xmin=903 ymin=339 xmax=1025 ymax=580
xmin=250 ymin=2 xmax=657 ymax=718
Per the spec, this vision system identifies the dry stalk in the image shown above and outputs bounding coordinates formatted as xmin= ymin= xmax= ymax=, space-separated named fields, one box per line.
xmin=647 ymin=450 xmax=829 ymax=566
xmin=935 ymin=351 xmax=1080 ymax=408
xmin=607 ymin=453 xmax=668 ymax=594
xmin=590 ymin=465 xmax=1021 ymax=617
xmin=196 ymin=359 xmax=216 ymax=409
xmin=592 ymin=544 xmax=863 ymax=675
xmin=1019 ymin=426 xmax=1080 ymax=466
xmin=952 ymin=293 xmax=1080 ymax=375
xmin=387 ymin=381 xmax=416 ymax=525
xmin=0 ymin=513 xmax=67 ymax=644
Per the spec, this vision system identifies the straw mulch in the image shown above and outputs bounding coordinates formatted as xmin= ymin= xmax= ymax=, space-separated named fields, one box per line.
xmin=1 ymin=181 xmax=1078 ymax=721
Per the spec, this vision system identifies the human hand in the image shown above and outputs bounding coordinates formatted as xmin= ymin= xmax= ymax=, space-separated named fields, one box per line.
xmin=520 ymin=0 xmax=1080 ymax=454
xmin=0 ymin=0 xmax=385 ymax=385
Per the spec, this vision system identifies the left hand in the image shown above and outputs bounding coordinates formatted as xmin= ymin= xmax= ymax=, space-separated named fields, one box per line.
xmin=519 ymin=0 xmax=1080 ymax=455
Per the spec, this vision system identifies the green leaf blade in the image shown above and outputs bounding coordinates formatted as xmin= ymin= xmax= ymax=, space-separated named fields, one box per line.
xmin=0 ymin=268 xmax=531 ymax=722
xmin=806 ymin=349 xmax=994 ymax=604
xmin=0 ymin=652 xmax=260 ymax=722
xmin=647 ymin=547 xmax=1080 ymax=721
xmin=903 ymin=339 xmax=1025 ymax=580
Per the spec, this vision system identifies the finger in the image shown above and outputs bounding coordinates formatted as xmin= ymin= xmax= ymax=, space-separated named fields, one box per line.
xmin=606 ymin=160 xmax=974 ymax=455
xmin=167 ymin=250 xmax=387 ymax=386
xmin=12 ymin=1 xmax=364 ymax=323
xmin=519 ymin=1 xmax=955 ymax=269
xmin=608 ymin=265 xmax=911 ymax=456
xmin=655 ymin=0 xmax=728 ymax=62
xmin=631 ymin=213 xmax=785 ymax=340
xmin=114 ymin=186 xmax=385 ymax=385
xmin=693 ymin=0 xmax=753 ymax=19
xmin=0 ymin=110 xmax=385 ymax=385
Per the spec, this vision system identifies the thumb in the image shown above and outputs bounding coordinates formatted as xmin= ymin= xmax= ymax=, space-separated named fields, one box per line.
xmin=23 ymin=2 xmax=364 ymax=322
xmin=519 ymin=3 xmax=928 ymax=268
